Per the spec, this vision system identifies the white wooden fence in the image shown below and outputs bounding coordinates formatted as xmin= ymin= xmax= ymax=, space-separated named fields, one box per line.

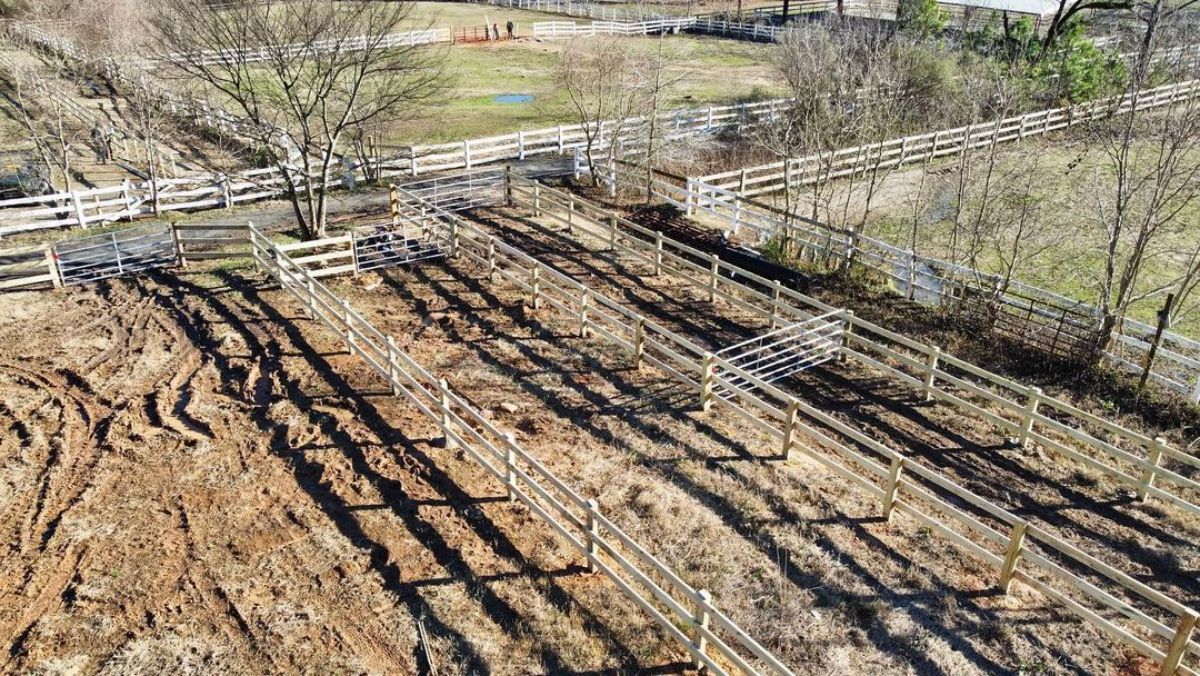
xmin=157 ymin=29 xmax=449 ymax=67
xmin=0 ymin=94 xmax=788 ymax=238
xmin=248 ymin=210 xmax=798 ymax=675
xmin=532 ymin=18 xmax=694 ymax=38
xmin=497 ymin=174 xmax=1200 ymax=675
xmin=693 ymin=78 xmax=1200 ymax=194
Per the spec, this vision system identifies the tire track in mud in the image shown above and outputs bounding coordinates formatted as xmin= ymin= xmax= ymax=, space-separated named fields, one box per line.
xmin=0 ymin=281 xmax=228 ymax=670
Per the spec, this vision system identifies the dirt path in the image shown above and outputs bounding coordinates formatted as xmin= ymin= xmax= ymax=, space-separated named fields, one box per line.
xmin=465 ymin=205 xmax=1200 ymax=614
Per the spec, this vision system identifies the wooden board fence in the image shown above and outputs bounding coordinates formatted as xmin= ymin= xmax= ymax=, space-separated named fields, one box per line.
xmin=491 ymin=173 xmax=1200 ymax=674
xmin=693 ymin=78 xmax=1200 ymax=195
xmin=247 ymin=217 xmax=797 ymax=676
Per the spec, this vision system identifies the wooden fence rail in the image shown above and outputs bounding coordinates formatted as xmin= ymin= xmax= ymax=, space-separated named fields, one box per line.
xmin=591 ymin=164 xmax=1200 ymax=517
xmin=490 ymin=173 xmax=1200 ymax=674
xmin=246 ymin=214 xmax=797 ymax=676
xmin=693 ymin=78 xmax=1200 ymax=194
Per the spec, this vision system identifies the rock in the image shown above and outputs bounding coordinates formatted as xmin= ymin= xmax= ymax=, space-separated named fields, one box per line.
xmin=498 ymin=402 xmax=520 ymax=414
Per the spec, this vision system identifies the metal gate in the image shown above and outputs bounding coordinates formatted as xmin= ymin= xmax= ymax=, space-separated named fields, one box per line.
xmin=713 ymin=310 xmax=847 ymax=396
xmin=352 ymin=221 xmax=446 ymax=273
xmin=53 ymin=224 xmax=176 ymax=285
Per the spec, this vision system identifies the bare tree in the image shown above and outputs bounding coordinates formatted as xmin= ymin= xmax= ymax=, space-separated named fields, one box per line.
xmin=152 ymin=0 xmax=446 ymax=240
xmin=7 ymin=62 xmax=86 ymax=195
xmin=1086 ymin=16 xmax=1200 ymax=356
xmin=558 ymin=36 xmax=661 ymax=186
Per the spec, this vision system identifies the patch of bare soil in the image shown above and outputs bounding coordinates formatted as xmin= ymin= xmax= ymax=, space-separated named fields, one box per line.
xmin=0 ymin=271 xmax=676 ymax=673
xmin=319 ymin=218 xmax=1162 ymax=673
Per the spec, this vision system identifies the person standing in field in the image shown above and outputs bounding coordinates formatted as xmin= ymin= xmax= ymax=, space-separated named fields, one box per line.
xmin=506 ymin=20 xmax=514 ymax=39
xmin=492 ymin=22 xmax=500 ymax=40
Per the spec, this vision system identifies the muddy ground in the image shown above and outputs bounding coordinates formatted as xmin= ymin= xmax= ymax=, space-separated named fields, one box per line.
xmin=0 ymin=198 xmax=1187 ymax=673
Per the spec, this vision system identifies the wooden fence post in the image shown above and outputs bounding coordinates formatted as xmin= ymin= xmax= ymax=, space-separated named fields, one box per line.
xmin=169 ymin=223 xmax=186 ymax=267
xmin=770 ymin=280 xmax=782 ymax=328
xmin=654 ymin=231 xmax=664 ymax=275
xmin=71 ymin=191 xmax=89 ymax=229
xmin=883 ymin=456 xmax=904 ymax=522
xmin=1162 ymin=610 xmax=1199 ymax=675
xmin=1137 ymin=436 xmax=1168 ymax=502
xmin=700 ymin=353 xmax=716 ymax=412
xmin=342 ymin=300 xmax=355 ymax=354
xmin=839 ymin=310 xmax=855 ymax=362
xmin=529 ymin=263 xmax=542 ymax=310
xmin=389 ymin=184 xmax=400 ymax=227
xmin=504 ymin=433 xmax=518 ymax=501
xmin=782 ymin=398 xmax=800 ymax=460
xmin=44 ymin=248 xmax=62 ymax=288
xmin=633 ymin=318 xmax=645 ymax=369
xmin=608 ymin=214 xmax=618 ymax=251
xmin=999 ymin=520 xmax=1028 ymax=594
xmin=439 ymin=378 xmax=457 ymax=449
xmin=579 ymin=290 xmax=591 ymax=338
xmin=923 ymin=346 xmax=941 ymax=402
xmin=692 ymin=590 xmax=713 ymax=669
xmin=1018 ymin=386 xmax=1042 ymax=448
xmin=487 ymin=237 xmax=498 ymax=282
xmin=585 ymin=499 xmax=600 ymax=573
xmin=708 ymin=254 xmax=719 ymax=303
xmin=387 ymin=336 xmax=400 ymax=396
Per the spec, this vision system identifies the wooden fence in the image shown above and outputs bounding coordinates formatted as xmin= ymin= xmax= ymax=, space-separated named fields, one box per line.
xmin=155 ymin=29 xmax=448 ymax=67
xmin=494 ymin=173 xmax=1200 ymax=675
xmin=693 ymin=79 xmax=1200 ymax=195
xmin=247 ymin=214 xmax=797 ymax=675
xmin=532 ymin=18 xmax=694 ymax=38
xmin=591 ymin=162 xmax=1200 ymax=514
xmin=0 ymin=94 xmax=786 ymax=238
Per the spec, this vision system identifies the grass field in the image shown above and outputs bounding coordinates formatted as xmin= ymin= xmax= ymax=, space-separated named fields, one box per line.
xmin=842 ymin=134 xmax=1200 ymax=335
xmin=388 ymin=35 xmax=785 ymax=144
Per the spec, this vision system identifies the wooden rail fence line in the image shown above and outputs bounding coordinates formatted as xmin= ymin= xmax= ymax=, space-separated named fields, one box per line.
xmin=691 ymin=78 xmax=1200 ymax=196
xmin=246 ymin=215 xmax=797 ymax=676
xmin=477 ymin=173 xmax=1199 ymax=674
xmin=591 ymin=165 xmax=1200 ymax=518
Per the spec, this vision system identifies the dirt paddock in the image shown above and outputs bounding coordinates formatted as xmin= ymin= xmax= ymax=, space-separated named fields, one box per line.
xmin=0 ymin=201 xmax=1185 ymax=673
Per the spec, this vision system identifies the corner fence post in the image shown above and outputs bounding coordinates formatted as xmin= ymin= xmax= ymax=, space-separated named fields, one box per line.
xmin=585 ymin=499 xmax=600 ymax=573
xmin=439 ymin=378 xmax=457 ymax=449
xmin=691 ymin=590 xmax=713 ymax=669
xmin=387 ymin=336 xmax=400 ymax=396
xmin=839 ymin=310 xmax=854 ymax=362
xmin=999 ymin=520 xmax=1028 ymax=594
xmin=1162 ymin=611 xmax=1199 ymax=676
xmin=883 ymin=456 xmax=904 ymax=522
xmin=923 ymin=346 xmax=941 ymax=402
xmin=699 ymin=353 xmax=716 ymax=412
xmin=1137 ymin=436 xmax=1167 ymax=502
xmin=608 ymin=214 xmax=618 ymax=251
xmin=305 ymin=279 xmax=316 ymax=320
